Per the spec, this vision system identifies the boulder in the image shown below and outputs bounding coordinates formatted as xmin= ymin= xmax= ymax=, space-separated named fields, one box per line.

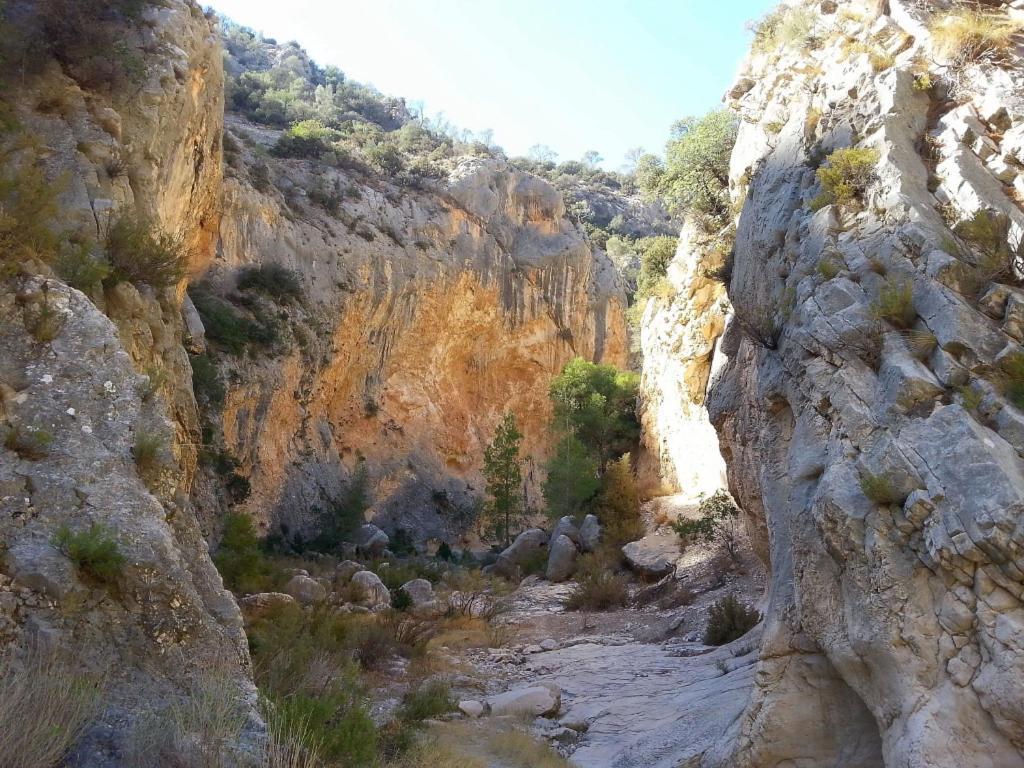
xmin=238 ymin=592 xmax=297 ymax=621
xmin=488 ymin=683 xmax=561 ymax=717
xmin=622 ymin=534 xmax=679 ymax=580
xmin=283 ymin=574 xmax=327 ymax=606
xmin=335 ymin=560 xmax=365 ymax=585
xmin=551 ymin=515 xmax=581 ymax=545
xmin=458 ymin=700 xmax=485 ymax=718
xmin=579 ymin=514 xmax=601 ymax=552
xmin=354 ymin=524 xmax=389 ymax=557
xmin=545 ymin=534 xmax=578 ymax=583
xmin=349 ymin=570 xmax=391 ymax=608
xmin=399 ymin=578 xmax=435 ymax=608
xmin=490 ymin=528 xmax=549 ymax=579
xmin=540 ymin=638 xmax=559 ymax=651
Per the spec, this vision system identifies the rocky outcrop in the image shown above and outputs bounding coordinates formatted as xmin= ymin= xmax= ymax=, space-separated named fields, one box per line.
xmin=0 ymin=3 xmax=254 ymax=763
xmin=638 ymin=224 xmax=730 ymax=498
xmin=699 ymin=2 xmax=1024 ymax=766
xmin=198 ymin=121 xmax=628 ymax=543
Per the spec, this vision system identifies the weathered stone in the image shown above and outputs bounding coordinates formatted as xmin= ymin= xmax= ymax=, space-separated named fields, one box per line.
xmin=488 ymin=684 xmax=561 ymax=717
xmin=458 ymin=700 xmax=484 ymax=718
xmin=354 ymin=524 xmax=389 ymax=557
xmin=545 ymin=535 xmax=578 ymax=583
xmin=399 ymin=578 xmax=435 ymax=608
xmin=490 ymin=528 xmax=549 ymax=579
xmin=284 ymin=575 xmax=327 ymax=606
xmin=579 ymin=514 xmax=602 ymax=552
xmin=349 ymin=570 xmax=391 ymax=608
xmin=239 ymin=592 xmax=297 ymax=620
xmin=622 ymin=534 xmax=679 ymax=580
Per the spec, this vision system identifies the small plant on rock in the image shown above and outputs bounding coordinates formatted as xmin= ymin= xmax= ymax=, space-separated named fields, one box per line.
xmin=53 ymin=522 xmax=125 ymax=585
xmin=999 ymin=352 xmax=1024 ymax=410
xmin=671 ymin=489 xmax=743 ymax=563
xmin=705 ymin=594 xmax=760 ymax=646
xmin=133 ymin=429 xmax=167 ymax=481
xmin=859 ymin=471 xmax=905 ymax=505
xmin=930 ymin=9 xmax=1022 ymax=68
xmin=4 ymin=424 xmax=53 ymax=460
xmin=809 ymin=147 xmax=880 ymax=210
xmin=236 ymin=263 xmax=303 ymax=303
xmin=871 ymin=278 xmax=916 ymax=329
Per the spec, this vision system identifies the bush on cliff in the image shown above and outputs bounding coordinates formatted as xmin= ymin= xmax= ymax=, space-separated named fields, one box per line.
xmin=104 ymin=214 xmax=188 ymax=291
xmin=809 ymin=147 xmax=880 ymax=210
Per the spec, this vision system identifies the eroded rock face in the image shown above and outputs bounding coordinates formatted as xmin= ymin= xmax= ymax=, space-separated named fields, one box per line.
xmin=700 ymin=2 xmax=1024 ymax=766
xmin=202 ymin=134 xmax=627 ymax=543
xmin=638 ymin=224 xmax=730 ymax=499
xmin=0 ymin=279 xmax=253 ymax=760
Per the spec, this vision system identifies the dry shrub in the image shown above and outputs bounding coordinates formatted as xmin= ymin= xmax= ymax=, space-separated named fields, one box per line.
xmin=442 ymin=571 xmax=511 ymax=620
xmin=565 ymin=552 xmax=629 ymax=612
xmin=930 ymin=9 xmax=1022 ymax=67
xmin=0 ymin=647 xmax=103 ymax=768
xmin=123 ymin=664 xmax=250 ymax=768
xmin=704 ymin=594 xmax=761 ymax=646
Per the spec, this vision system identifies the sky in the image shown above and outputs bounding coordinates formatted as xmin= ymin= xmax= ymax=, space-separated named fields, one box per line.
xmin=206 ymin=0 xmax=777 ymax=170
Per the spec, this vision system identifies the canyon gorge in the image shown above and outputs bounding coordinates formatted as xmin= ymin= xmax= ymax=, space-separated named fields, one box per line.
xmin=1 ymin=0 xmax=1024 ymax=766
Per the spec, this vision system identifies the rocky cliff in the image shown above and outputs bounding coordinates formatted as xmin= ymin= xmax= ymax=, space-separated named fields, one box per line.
xmin=673 ymin=1 xmax=1024 ymax=765
xmin=0 ymin=2 xmax=628 ymax=758
xmin=0 ymin=1 xmax=256 ymax=762
xmin=198 ymin=120 xmax=627 ymax=545
xmin=637 ymin=222 xmax=730 ymax=500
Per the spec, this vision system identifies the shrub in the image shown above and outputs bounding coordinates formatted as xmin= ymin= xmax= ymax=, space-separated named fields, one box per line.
xmin=0 ymin=648 xmax=103 ymax=768
xmin=191 ymin=291 xmax=278 ymax=354
xmin=953 ymin=209 xmax=1023 ymax=288
xmin=704 ymin=594 xmax=760 ymax=645
xmin=214 ymin=512 xmax=280 ymax=594
xmin=704 ymin=249 xmax=734 ymax=285
xmin=26 ymin=291 xmax=64 ymax=343
xmin=565 ymin=553 xmax=628 ymax=612
xmin=671 ymin=489 xmax=742 ymax=563
xmin=817 ymin=256 xmax=842 ymax=280
xmin=55 ymin=240 xmax=110 ymax=292
xmin=397 ymin=680 xmax=455 ymax=724
xmin=635 ymin=236 xmax=678 ymax=299
xmin=250 ymin=162 xmax=272 ymax=193
xmin=53 ymin=522 xmax=125 ymax=585
xmin=190 ymin=353 xmax=225 ymax=406
xmin=859 ymin=472 xmax=905 ymax=505
xmin=104 ymin=214 xmax=187 ymax=290
xmin=0 ymin=160 xmax=64 ymax=265
xmin=124 ymin=666 xmax=249 ymax=768
xmin=270 ymin=120 xmax=341 ymax=159
xmin=436 ymin=542 xmax=454 ymax=561
xmin=999 ymin=352 xmax=1024 ymax=410
xmin=237 ymin=263 xmax=303 ymax=303
xmin=391 ymin=587 xmax=413 ymax=612
xmin=751 ymin=6 xmax=816 ymax=54
xmin=871 ymin=278 xmax=916 ymax=329
xmin=4 ymin=424 xmax=53 ymax=460
xmin=930 ymin=9 xmax=1022 ymax=67
xmin=810 ymin=147 xmax=880 ymax=210
xmin=133 ymin=429 xmax=167 ymax=480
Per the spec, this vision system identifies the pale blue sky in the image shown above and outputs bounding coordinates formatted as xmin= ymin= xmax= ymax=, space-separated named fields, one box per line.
xmin=207 ymin=0 xmax=776 ymax=169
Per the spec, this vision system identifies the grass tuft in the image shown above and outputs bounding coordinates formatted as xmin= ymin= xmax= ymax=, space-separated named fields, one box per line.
xmin=53 ymin=522 xmax=125 ymax=585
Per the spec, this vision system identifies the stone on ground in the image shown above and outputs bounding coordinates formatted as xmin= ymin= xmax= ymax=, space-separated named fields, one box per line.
xmin=488 ymin=683 xmax=562 ymax=717
xmin=284 ymin=574 xmax=327 ymax=605
xmin=546 ymin=534 xmax=578 ymax=582
xmin=349 ymin=569 xmax=391 ymax=608
xmin=622 ymin=533 xmax=680 ymax=579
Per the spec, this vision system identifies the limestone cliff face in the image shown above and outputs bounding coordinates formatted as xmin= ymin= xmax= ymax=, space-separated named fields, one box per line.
xmin=0 ymin=2 xmax=253 ymax=761
xmin=637 ymin=223 xmax=730 ymax=500
xmin=697 ymin=1 xmax=1024 ymax=766
xmin=200 ymin=125 xmax=627 ymax=542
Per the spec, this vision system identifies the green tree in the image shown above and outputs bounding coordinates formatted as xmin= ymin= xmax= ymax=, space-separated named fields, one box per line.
xmin=549 ymin=358 xmax=640 ymax=464
xmin=640 ymin=110 xmax=738 ymax=228
xmin=483 ymin=413 xmax=526 ymax=546
xmin=214 ymin=512 xmax=276 ymax=594
xmin=543 ymin=435 xmax=600 ymax=522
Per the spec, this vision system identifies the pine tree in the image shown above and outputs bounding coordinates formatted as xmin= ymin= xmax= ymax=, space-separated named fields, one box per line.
xmin=483 ymin=412 xmax=525 ymax=547
xmin=543 ymin=435 xmax=600 ymax=522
